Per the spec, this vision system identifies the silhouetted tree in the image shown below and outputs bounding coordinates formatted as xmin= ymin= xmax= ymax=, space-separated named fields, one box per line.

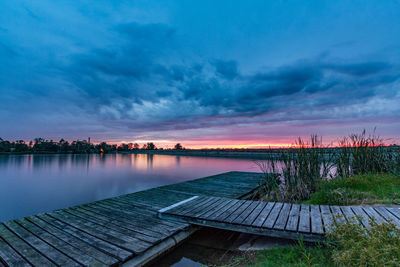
xmin=117 ymin=143 xmax=129 ymax=151
xmin=146 ymin=142 xmax=157 ymax=150
xmin=174 ymin=143 xmax=183 ymax=150
xmin=14 ymin=140 xmax=28 ymax=152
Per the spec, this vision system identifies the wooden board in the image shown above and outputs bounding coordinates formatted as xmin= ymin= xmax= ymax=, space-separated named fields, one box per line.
xmin=159 ymin=197 xmax=400 ymax=242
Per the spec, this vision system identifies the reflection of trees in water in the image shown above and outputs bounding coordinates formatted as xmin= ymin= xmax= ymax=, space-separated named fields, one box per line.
xmin=176 ymin=156 xmax=181 ymax=167
xmin=32 ymin=154 xmax=56 ymax=171
xmin=147 ymin=154 xmax=154 ymax=169
xmin=0 ymin=154 xmax=32 ymax=169
xmin=70 ymin=154 xmax=93 ymax=172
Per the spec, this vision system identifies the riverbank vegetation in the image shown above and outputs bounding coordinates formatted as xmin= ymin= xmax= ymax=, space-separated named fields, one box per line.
xmin=0 ymin=138 xmax=163 ymax=154
xmin=246 ymin=130 xmax=400 ymax=266
xmin=231 ymin=218 xmax=400 ymax=267
xmin=257 ymin=131 xmax=400 ymax=202
xmin=306 ymin=173 xmax=400 ymax=205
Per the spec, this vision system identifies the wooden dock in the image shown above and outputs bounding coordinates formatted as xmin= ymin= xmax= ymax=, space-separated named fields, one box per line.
xmin=159 ymin=196 xmax=400 ymax=242
xmin=0 ymin=171 xmax=263 ymax=266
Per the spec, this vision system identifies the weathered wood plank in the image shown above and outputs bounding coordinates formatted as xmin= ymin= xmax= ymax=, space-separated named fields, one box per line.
xmin=206 ymin=200 xmax=240 ymax=221
xmin=387 ymin=207 xmax=400 ymax=219
xmin=330 ymin=206 xmax=345 ymax=224
xmin=178 ymin=197 xmax=219 ymax=216
xmin=92 ymin=200 xmax=181 ymax=229
xmin=180 ymin=197 xmax=220 ymax=217
xmin=263 ymin=202 xmax=283 ymax=229
xmin=49 ymin=210 xmax=151 ymax=253
xmin=310 ymin=205 xmax=324 ymax=234
xmin=200 ymin=198 xmax=234 ymax=219
xmin=72 ymin=206 xmax=165 ymax=239
xmin=252 ymin=202 xmax=275 ymax=227
xmin=163 ymin=196 xmax=207 ymax=214
xmin=232 ymin=201 xmax=260 ymax=225
xmin=362 ymin=206 xmax=387 ymax=224
xmin=241 ymin=202 xmax=267 ymax=226
xmin=90 ymin=202 xmax=185 ymax=234
xmin=374 ymin=207 xmax=400 ymax=228
xmin=65 ymin=208 xmax=160 ymax=244
xmin=17 ymin=218 xmax=106 ymax=266
xmin=38 ymin=214 xmax=132 ymax=261
xmin=0 ymin=235 xmax=31 ymax=267
xmin=160 ymin=212 xmax=324 ymax=243
xmin=340 ymin=206 xmax=357 ymax=223
xmin=0 ymin=223 xmax=56 ymax=266
xmin=285 ymin=204 xmax=300 ymax=232
xmin=7 ymin=220 xmax=77 ymax=266
xmin=224 ymin=201 xmax=253 ymax=223
xmin=194 ymin=198 xmax=229 ymax=218
xmin=298 ymin=205 xmax=310 ymax=233
xmin=320 ymin=205 xmax=334 ymax=232
xmin=27 ymin=216 xmax=118 ymax=265
xmin=273 ymin=203 xmax=291 ymax=230
xmin=216 ymin=200 xmax=247 ymax=222
xmin=350 ymin=206 xmax=370 ymax=229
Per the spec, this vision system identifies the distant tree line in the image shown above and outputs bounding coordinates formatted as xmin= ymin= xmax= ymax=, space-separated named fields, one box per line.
xmin=0 ymin=138 xmax=185 ymax=154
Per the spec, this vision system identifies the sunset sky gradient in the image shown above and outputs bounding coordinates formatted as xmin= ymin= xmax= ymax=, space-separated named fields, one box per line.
xmin=1 ymin=1 xmax=400 ymax=148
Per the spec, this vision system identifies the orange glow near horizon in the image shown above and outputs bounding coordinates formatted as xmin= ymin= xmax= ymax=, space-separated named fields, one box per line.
xmin=73 ymin=136 xmax=399 ymax=149
xmin=185 ymin=143 xmax=295 ymax=149
xmin=105 ymin=139 xmax=298 ymax=149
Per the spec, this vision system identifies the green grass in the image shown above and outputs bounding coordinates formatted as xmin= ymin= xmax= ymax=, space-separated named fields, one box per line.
xmin=225 ymin=239 xmax=332 ymax=267
xmin=304 ymin=173 xmax=400 ymax=205
xmin=328 ymin=218 xmax=400 ymax=266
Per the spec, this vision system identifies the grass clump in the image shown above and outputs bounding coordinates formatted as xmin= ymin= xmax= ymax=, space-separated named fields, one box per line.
xmin=306 ymin=173 xmax=400 ymax=205
xmin=226 ymin=239 xmax=332 ymax=267
xmin=329 ymin=218 xmax=400 ymax=266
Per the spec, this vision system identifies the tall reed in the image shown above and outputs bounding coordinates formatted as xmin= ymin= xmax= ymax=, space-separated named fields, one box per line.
xmin=257 ymin=130 xmax=400 ymax=202
xmin=257 ymin=135 xmax=335 ymax=202
xmin=336 ymin=130 xmax=400 ymax=177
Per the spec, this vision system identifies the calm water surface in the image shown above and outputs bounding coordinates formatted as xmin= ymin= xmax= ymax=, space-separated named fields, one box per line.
xmin=0 ymin=153 xmax=258 ymax=222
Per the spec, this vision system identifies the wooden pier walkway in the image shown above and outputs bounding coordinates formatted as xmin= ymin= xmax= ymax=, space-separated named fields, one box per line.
xmin=0 ymin=171 xmax=264 ymax=266
xmin=159 ymin=196 xmax=400 ymax=242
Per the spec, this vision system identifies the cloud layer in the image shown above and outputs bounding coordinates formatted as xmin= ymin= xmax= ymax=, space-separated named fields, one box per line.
xmin=0 ymin=1 xmax=399 ymax=145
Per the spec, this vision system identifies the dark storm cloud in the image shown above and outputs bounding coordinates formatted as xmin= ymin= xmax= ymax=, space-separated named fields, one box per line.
xmin=325 ymin=62 xmax=391 ymax=76
xmin=212 ymin=60 xmax=239 ymax=80
xmin=116 ymin=22 xmax=175 ymax=44
xmin=172 ymin=59 xmax=399 ymax=121
xmin=61 ymin=21 xmax=400 ymax=131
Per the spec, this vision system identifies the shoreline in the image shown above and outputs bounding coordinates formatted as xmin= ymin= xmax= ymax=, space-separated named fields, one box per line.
xmin=0 ymin=150 xmax=280 ymax=160
xmin=127 ymin=150 xmax=279 ymax=160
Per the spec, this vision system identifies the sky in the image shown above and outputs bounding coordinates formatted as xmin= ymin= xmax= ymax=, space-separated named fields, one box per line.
xmin=1 ymin=1 xmax=400 ymax=148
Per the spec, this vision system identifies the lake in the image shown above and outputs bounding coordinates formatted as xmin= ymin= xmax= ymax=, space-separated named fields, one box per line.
xmin=0 ymin=153 xmax=259 ymax=222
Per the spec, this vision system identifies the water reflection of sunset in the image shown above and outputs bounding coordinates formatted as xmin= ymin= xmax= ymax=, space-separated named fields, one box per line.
xmin=0 ymin=153 xmax=259 ymax=222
